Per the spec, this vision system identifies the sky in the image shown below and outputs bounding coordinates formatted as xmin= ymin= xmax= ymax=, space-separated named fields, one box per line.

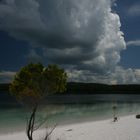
xmin=0 ymin=0 xmax=140 ymax=84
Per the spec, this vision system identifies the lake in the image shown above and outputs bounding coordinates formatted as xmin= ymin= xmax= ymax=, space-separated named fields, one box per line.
xmin=1 ymin=92 xmax=140 ymax=134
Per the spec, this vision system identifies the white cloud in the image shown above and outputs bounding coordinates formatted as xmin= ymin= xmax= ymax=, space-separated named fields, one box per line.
xmin=127 ymin=40 xmax=140 ymax=46
xmin=67 ymin=67 xmax=140 ymax=84
xmin=127 ymin=3 xmax=140 ymax=17
xmin=1 ymin=67 xmax=139 ymax=85
xmin=0 ymin=0 xmax=126 ymax=73
xmin=3 ymin=0 xmax=140 ymax=84
xmin=0 ymin=71 xmax=15 ymax=83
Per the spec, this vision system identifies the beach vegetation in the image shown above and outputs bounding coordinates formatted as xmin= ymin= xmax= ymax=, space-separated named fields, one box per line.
xmin=10 ymin=63 xmax=67 ymax=140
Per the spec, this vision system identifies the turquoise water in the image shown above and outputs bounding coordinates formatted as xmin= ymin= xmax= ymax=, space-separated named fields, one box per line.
xmin=1 ymin=102 xmax=140 ymax=134
xmin=1 ymin=92 xmax=140 ymax=134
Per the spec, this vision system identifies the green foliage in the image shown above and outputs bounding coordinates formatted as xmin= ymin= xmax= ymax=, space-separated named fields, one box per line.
xmin=10 ymin=63 xmax=67 ymax=105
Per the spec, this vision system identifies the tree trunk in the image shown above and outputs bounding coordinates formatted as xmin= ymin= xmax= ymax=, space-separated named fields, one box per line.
xmin=26 ymin=104 xmax=37 ymax=140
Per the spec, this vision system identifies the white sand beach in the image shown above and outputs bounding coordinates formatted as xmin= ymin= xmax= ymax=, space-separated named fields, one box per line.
xmin=1 ymin=115 xmax=140 ymax=140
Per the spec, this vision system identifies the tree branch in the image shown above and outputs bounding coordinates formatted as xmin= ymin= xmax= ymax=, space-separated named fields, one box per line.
xmin=44 ymin=124 xmax=57 ymax=140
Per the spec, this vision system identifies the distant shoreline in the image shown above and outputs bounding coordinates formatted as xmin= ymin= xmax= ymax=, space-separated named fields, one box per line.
xmin=1 ymin=93 xmax=140 ymax=107
xmin=1 ymin=82 xmax=140 ymax=106
xmin=1 ymin=82 xmax=140 ymax=94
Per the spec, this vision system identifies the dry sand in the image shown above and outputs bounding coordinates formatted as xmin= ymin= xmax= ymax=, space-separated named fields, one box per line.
xmin=1 ymin=115 xmax=140 ymax=140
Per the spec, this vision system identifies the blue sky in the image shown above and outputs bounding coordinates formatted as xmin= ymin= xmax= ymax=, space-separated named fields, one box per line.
xmin=0 ymin=0 xmax=140 ymax=84
xmin=115 ymin=0 xmax=140 ymax=68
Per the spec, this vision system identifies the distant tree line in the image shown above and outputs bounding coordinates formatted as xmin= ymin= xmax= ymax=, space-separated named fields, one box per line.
xmin=0 ymin=83 xmax=10 ymax=91
xmin=1 ymin=82 xmax=140 ymax=94
xmin=65 ymin=82 xmax=140 ymax=94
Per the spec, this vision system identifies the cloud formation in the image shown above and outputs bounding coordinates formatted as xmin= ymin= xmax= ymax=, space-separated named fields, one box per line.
xmin=127 ymin=3 xmax=140 ymax=17
xmin=1 ymin=0 xmax=136 ymax=84
xmin=67 ymin=66 xmax=140 ymax=84
xmin=127 ymin=40 xmax=140 ymax=46
xmin=0 ymin=71 xmax=15 ymax=83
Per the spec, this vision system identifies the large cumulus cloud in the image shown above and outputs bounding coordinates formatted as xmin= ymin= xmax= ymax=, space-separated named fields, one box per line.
xmin=1 ymin=0 xmax=137 ymax=84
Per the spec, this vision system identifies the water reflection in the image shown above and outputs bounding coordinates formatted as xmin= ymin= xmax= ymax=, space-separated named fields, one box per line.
xmin=0 ymin=102 xmax=140 ymax=134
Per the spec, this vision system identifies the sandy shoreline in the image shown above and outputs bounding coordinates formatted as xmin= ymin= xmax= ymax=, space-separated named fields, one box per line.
xmin=1 ymin=115 xmax=140 ymax=140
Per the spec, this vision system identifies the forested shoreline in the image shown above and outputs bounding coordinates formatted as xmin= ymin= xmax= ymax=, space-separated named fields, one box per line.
xmin=1 ymin=82 xmax=140 ymax=94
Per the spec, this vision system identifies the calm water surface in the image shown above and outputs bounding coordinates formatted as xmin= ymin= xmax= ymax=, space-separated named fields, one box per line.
xmin=1 ymin=93 xmax=140 ymax=134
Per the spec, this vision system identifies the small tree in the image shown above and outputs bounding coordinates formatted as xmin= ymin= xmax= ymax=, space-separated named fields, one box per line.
xmin=10 ymin=63 xmax=67 ymax=140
